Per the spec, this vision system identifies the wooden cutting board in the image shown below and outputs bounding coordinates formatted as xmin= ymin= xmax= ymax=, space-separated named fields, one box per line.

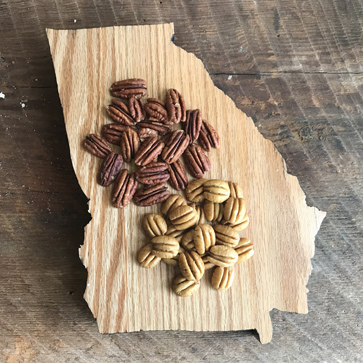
xmin=46 ymin=23 xmax=326 ymax=344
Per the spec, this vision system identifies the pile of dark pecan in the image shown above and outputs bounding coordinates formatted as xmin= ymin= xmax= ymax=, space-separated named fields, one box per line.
xmin=83 ymin=78 xmax=220 ymax=208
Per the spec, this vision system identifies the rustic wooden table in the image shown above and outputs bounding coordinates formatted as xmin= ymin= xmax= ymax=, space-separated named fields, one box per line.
xmin=0 ymin=1 xmax=362 ymax=362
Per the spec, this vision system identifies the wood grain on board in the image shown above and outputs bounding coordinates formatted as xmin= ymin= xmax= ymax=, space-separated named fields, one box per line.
xmin=46 ymin=24 xmax=325 ymax=344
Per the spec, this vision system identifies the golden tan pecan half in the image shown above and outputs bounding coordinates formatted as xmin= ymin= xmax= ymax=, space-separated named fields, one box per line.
xmin=165 ymin=89 xmax=186 ymax=123
xmin=120 ymin=128 xmax=140 ymax=162
xmin=179 ymin=251 xmax=205 ymax=281
xmin=165 ymin=226 xmax=188 ymax=243
xmin=211 ymin=267 xmax=234 ymax=290
xmin=97 ymin=152 xmax=124 ymax=187
xmin=185 ymin=178 xmax=207 ymax=203
xmin=169 ymin=205 xmax=198 ymax=230
xmin=84 ymin=134 xmax=112 ymax=158
xmin=106 ymin=99 xmax=135 ymax=126
xmin=193 ymin=224 xmax=216 ymax=255
xmin=195 ymin=205 xmax=207 ymax=225
xmin=228 ymin=181 xmax=244 ymax=198
xmin=136 ymin=162 xmax=170 ymax=185
xmin=112 ymin=169 xmax=138 ymax=208
xmin=181 ymin=230 xmax=196 ymax=251
xmin=213 ymin=224 xmax=239 ymax=248
xmin=144 ymin=98 xmax=168 ymax=123
xmin=162 ymin=246 xmax=185 ymax=266
xmin=184 ymin=109 xmax=202 ymax=144
xmin=208 ymin=245 xmax=238 ymax=267
xmin=161 ymin=130 xmax=190 ymax=164
xmin=183 ymin=144 xmax=211 ymax=179
xmin=203 ymin=201 xmax=224 ymax=223
xmin=203 ymin=179 xmax=230 ymax=203
xmin=133 ymin=183 xmax=170 ymax=206
xmin=137 ymin=119 xmax=171 ymax=136
xmin=223 ymin=197 xmax=246 ymax=225
xmin=101 ymin=123 xmax=132 ymax=145
xmin=134 ymin=137 xmax=165 ymax=166
xmin=160 ymin=194 xmax=187 ymax=218
xmin=151 ymin=235 xmax=180 ymax=259
xmin=138 ymin=243 xmax=161 ymax=268
xmin=143 ymin=213 xmax=168 ymax=238
xmin=198 ymin=120 xmax=221 ymax=152
xmin=172 ymin=275 xmax=200 ymax=297
xmin=168 ymin=160 xmax=188 ymax=191
xmin=128 ymin=96 xmax=146 ymax=122
xmin=235 ymin=238 xmax=254 ymax=264
xmin=110 ymin=78 xmax=147 ymax=99
xmin=202 ymin=255 xmax=215 ymax=270
xmin=229 ymin=215 xmax=250 ymax=232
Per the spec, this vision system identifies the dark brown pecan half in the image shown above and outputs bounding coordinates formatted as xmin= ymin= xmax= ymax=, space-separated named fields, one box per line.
xmin=110 ymin=78 xmax=147 ymax=99
xmin=137 ymin=127 xmax=159 ymax=139
xmin=84 ymin=134 xmax=112 ymax=158
xmin=144 ymin=98 xmax=168 ymax=123
xmin=112 ymin=169 xmax=138 ymax=208
xmin=183 ymin=144 xmax=211 ymax=179
xmin=168 ymin=160 xmax=188 ymax=190
xmin=128 ymin=97 xmax=146 ymax=122
xmin=184 ymin=109 xmax=202 ymax=144
xmin=161 ymin=130 xmax=190 ymax=164
xmin=165 ymin=89 xmax=186 ymax=123
xmin=137 ymin=119 xmax=171 ymax=136
xmin=198 ymin=120 xmax=221 ymax=151
xmin=135 ymin=137 xmax=165 ymax=166
xmin=135 ymin=162 xmax=170 ymax=185
xmin=107 ymin=99 xmax=135 ymax=126
xmin=97 ymin=152 xmax=124 ymax=187
xmin=120 ymin=128 xmax=140 ymax=162
xmin=133 ymin=183 xmax=170 ymax=206
xmin=101 ymin=123 xmax=131 ymax=145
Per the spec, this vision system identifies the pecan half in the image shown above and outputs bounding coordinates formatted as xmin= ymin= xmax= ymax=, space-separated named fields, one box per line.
xmin=165 ymin=89 xmax=186 ymax=123
xmin=183 ymin=144 xmax=211 ymax=178
xmin=120 ymin=128 xmax=140 ymax=162
xmin=198 ymin=120 xmax=221 ymax=151
xmin=184 ymin=109 xmax=202 ymax=144
xmin=168 ymin=160 xmax=188 ymax=190
xmin=135 ymin=162 xmax=170 ymax=185
xmin=101 ymin=123 xmax=131 ymax=145
xmin=137 ymin=119 xmax=171 ymax=136
xmin=135 ymin=137 xmax=165 ymax=166
xmin=144 ymin=98 xmax=168 ymax=123
xmin=137 ymin=127 xmax=159 ymax=139
xmin=128 ymin=97 xmax=146 ymax=122
xmin=161 ymin=130 xmax=190 ymax=164
xmin=112 ymin=169 xmax=138 ymax=208
xmin=107 ymin=99 xmax=135 ymax=126
xmin=84 ymin=134 xmax=112 ymax=158
xmin=133 ymin=183 xmax=170 ymax=206
xmin=97 ymin=152 xmax=124 ymax=187
xmin=110 ymin=78 xmax=147 ymax=99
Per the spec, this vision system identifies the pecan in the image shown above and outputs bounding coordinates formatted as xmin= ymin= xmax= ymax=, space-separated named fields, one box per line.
xmin=133 ymin=183 xmax=170 ymax=206
xmin=101 ymin=123 xmax=131 ymax=145
xmin=112 ymin=169 xmax=138 ymax=208
xmin=134 ymin=137 xmax=165 ymax=166
xmin=83 ymin=134 xmax=112 ymax=158
xmin=198 ymin=120 xmax=221 ymax=151
xmin=183 ymin=144 xmax=211 ymax=178
xmin=135 ymin=162 xmax=170 ymax=185
xmin=110 ymin=78 xmax=147 ymax=99
xmin=144 ymin=98 xmax=168 ymax=123
xmin=165 ymin=89 xmax=186 ymax=123
xmin=211 ymin=267 xmax=234 ymax=290
xmin=137 ymin=119 xmax=171 ymax=136
xmin=184 ymin=109 xmax=202 ymax=144
xmin=143 ymin=213 xmax=168 ymax=238
xmin=137 ymin=127 xmax=159 ymax=139
xmin=120 ymin=128 xmax=140 ymax=162
xmin=128 ymin=97 xmax=146 ymax=122
xmin=161 ymin=130 xmax=190 ymax=164
xmin=172 ymin=275 xmax=200 ymax=297
xmin=107 ymin=99 xmax=135 ymax=126
xmin=168 ymin=160 xmax=188 ymax=190
xmin=97 ymin=152 xmax=124 ymax=187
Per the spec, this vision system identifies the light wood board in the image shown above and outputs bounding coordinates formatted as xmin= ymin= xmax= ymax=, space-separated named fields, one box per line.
xmin=46 ymin=23 xmax=326 ymax=344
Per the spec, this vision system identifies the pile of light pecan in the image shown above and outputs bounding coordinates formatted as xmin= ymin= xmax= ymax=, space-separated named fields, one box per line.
xmin=138 ymin=179 xmax=254 ymax=297
xmin=83 ymin=78 xmax=220 ymax=207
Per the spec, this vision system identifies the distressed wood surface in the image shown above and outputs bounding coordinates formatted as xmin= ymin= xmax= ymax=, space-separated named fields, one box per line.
xmin=46 ymin=23 xmax=325 ymax=344
xmin=0 ymin=0 xmax=362 ymax=362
